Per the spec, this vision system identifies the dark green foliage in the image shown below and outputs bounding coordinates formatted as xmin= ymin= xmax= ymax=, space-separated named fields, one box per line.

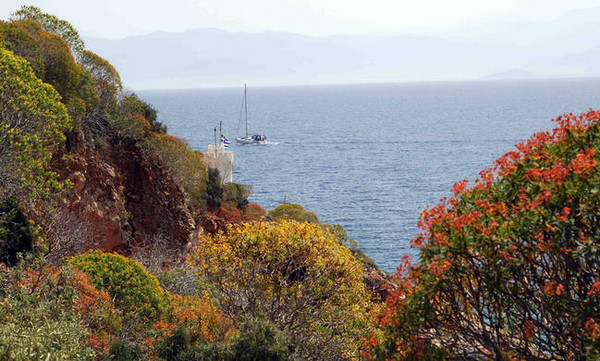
xmin=157 ymin=326 xmax=190 ymax=361
xmin=223 ymin=183 xmax=251 ymax=209
xmin=231 ymin=318 xmax=293 ymax=361
xmin=402 ymin=345 xmax=450 ymax=361
xmin=109 ymin=340 xmax=144 ymax=361
xmin=142 ymin=99 xmax=166 ymax=133
xmin=0 ymin=196 xmax=32 ymax=266
xmin=156 ymin=320 xmax=293 ymax=361
xmin=179 ymin=343 xmax=232 ymax=361
xmin=204 ymin=168 xmax=223 ymax=209
xmin=267 ymin=203 xmax=319 ymax=223
xmin=76 ymin=66 xmax=100 ymax=115
xmin=118 ymin=93 xmax=167 ymax=137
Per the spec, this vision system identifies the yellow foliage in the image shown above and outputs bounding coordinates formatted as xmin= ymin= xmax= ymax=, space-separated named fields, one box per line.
xmin=0 ymin=47 xmax=72 ymax=199
xmin=143 ymin=133 xmax=208 ymax=208
xmin=189 ymin=220 xmax=382 ymax=360
xmin=267 ymin=203 xmax=319 ymax=223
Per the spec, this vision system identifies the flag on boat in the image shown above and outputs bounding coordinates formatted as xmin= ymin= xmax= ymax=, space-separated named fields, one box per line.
xmin=220 ymin=134 xmax=229 ymax=148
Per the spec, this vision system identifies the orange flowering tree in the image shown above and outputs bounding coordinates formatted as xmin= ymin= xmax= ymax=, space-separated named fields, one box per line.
xmin=375 ymin=110 xmax=600 ymax=360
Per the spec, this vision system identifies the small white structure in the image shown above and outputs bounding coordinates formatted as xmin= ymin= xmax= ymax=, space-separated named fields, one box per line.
xmin=205 ymin=144 xmax=234 ymax=184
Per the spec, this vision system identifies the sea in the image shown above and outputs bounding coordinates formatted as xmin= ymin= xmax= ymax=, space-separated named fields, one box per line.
xmin=138 ymin=78 xmax=600 ymax=273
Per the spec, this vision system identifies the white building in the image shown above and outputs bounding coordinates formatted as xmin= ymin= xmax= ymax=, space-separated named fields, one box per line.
xmin=205 ymin=144 xmax=234 ymax=184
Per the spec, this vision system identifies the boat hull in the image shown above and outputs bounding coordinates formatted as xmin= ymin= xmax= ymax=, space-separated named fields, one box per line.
xmin=236 ymin=137 xmax=267 ymax=145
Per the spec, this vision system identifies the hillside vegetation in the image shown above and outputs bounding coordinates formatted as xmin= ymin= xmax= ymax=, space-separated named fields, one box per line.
xmin=0 ymin=7 xmax=383 ymax=360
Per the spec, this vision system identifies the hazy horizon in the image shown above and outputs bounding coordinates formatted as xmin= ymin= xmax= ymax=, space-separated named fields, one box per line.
xmin=3 ymin=1 xmax=600 ymax=89
xmin=1 ymin=0 xmax=598 ymax=40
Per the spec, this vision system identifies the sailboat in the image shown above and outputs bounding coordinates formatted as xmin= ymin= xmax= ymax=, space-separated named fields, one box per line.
xmin=236 ymin=84 xmax=267 ymax=145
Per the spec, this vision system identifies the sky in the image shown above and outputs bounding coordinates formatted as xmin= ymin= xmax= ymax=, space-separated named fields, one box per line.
xmin=1 ymin=0 xmax=599 ymax=39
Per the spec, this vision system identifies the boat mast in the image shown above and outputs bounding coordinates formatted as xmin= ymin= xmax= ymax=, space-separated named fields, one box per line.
xmin=244 ymin=84 xmax=248 ymax=137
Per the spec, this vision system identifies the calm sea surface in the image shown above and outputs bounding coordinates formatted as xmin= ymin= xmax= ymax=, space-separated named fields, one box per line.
xmin=139 ymin=78 xmax=600 ymax=272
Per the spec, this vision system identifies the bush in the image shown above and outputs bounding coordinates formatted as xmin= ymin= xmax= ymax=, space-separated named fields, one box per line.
xmin=0 ymin=18 xmax=81 ymax=103
xmin=73 ymin=270 xmax=122 ymax=352
xmin=189 ymin=221 xmax=380 ymax=360
xmin=109 ymin=339 xmax=144 ymax=361
xmin=230 ymin=318 xmax=293 ymax=361
xmin=143 ymin=133 xmax=208 ymax=209
xmin=169 ymin=294 xmax=234 ymax=344
xmin=178 ymin=342 xmax=232 ymax=361
xmin=0 ymin=196 xmax=33 ymax=266
xmin=70 ymin=250 xmax=170 ymax=324
xmin=157 ymin=326 xmax=190 ymax=361
xmin=223 ymin=183 xmax=251 ymax=209
xmin=377 ymin=110 xmax=600 ymax=359
xmin=0 ymin=46 xmax=72 ymax=199
xmin=267 ymin=203 xmax=319 ymax=223
xmin=204 ymin=168 xmax=223 ymax=209
xmin=0 ymin=257 xmax=95 ymax=360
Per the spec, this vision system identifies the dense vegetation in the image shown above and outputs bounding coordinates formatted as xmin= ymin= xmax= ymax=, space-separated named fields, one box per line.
xmin=0 ymin=7 xmax=381 ymax=360
xmin=190 ymin=221 xmax=381 ymax=360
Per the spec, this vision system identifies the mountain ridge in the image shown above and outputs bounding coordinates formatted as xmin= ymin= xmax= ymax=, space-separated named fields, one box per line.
xmin=85 ymin=8 xmax=600 ymax=89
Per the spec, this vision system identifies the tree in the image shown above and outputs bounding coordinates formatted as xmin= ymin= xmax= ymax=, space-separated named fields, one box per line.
xmin=143 ymin=133 xmax=208 ymax=209
xmin=230 ymin=318 xmax=293 ymax=361
xmin=0 ymin=19 xmax=82 ymax=102
xmin=376 ymin=110 xmax=600 ymax=360
xmin=189 ymin=220 xmax=381 ymax=360
xmin=223 ymin=182 xmax=252 ymax=210
xmin=204 ymin=168 xmax=223 ymax=209
xmin=10 ymin=5 xmax=85 ymax=58
xmin=79 ymin=49 xmax=121 ymax=113
xmin=0 ymin=19 xmax=100 ymax=119
xmin=0 ymin=47 xmax=72 ymax=199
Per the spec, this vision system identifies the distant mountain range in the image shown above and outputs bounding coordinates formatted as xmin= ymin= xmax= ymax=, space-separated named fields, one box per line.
xmin=85 ymin=7 xmax=600 ymax=89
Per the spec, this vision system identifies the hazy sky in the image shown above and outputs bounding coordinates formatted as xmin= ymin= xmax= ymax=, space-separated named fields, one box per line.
xmin=0 ymin=0 xmax=598 ymax=39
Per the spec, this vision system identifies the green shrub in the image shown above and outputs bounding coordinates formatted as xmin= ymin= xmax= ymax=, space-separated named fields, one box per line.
xmin=142 ymin=133 xmax=208 ymax=209
xmin=204 ymin=168 xmax=223 ymax=209
xmin=223 ymin=183 xmax=251 ymax=209
xmin=109 ymin=339 xmax=144 ymax=361
xmin=179 ymin=343 xmax=232 ymax=361
xmin=0 ymin=257 xmax=95 ymax=360
xmin=0 ymin=196 xmax=32 ymax=266
xmin=267 ymin=203 xmax=319 ymax=223
xmin=157 ymin=326 xmax=190 ymax=361
xmin=0 ymin=46 xmax=72 ymax=199
xmin=70 ymin=250 xmax=170 ymax=323
xmin=230 ymin=318 xmax=294 ymax=361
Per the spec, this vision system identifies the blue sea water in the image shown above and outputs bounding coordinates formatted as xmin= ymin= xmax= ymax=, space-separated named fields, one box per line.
xmin=138 ymin=78 xmax=600 ymax=272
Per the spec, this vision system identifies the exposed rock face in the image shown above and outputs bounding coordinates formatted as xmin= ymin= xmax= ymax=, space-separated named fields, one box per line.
xmin=54 ymin=129 xmax=196 ymax=254
xmin=364 ymin=266 xmax=391 ymax=302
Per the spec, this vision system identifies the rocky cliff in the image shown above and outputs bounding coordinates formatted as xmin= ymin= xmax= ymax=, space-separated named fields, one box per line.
xmin=53 ymin=127 xmax=197 ymax=255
